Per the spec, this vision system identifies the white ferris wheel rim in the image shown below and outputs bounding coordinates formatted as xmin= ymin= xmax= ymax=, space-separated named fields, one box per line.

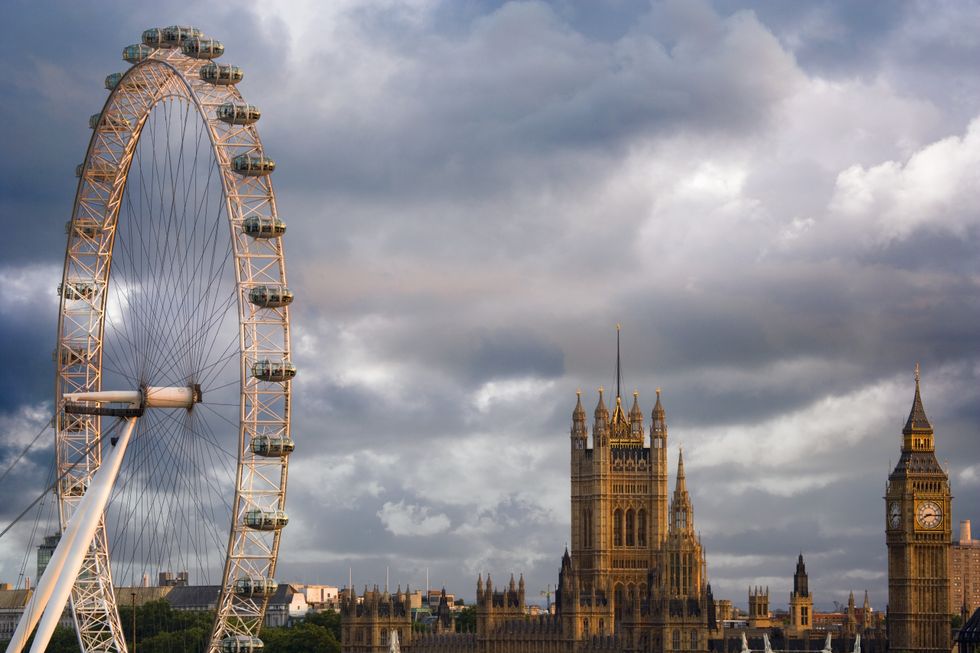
xmin=54 ymin=28 xmax=292 ymax=653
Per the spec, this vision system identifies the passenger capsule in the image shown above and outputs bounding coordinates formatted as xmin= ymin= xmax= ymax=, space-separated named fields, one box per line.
xmin=242 ymin=216 xmax=286 ymax=239
xmin=250 ymin=435 xmax=295 ymax=457
xmin=221 ymin=637 xmax=264 ymax=653
xmin=216 ymin=103 xmax=261 ymax=125
xmin=182 ymin=37 xmax=224 ymax=59
xmin=122 ymin=44 xmax=152 ymax=64
xmin=59 ymin=280 xmax=100 ymax=301
xmin=243 ymin=509 xmax=288 ymax=531
xmin=232 ymin=154 xmax=275 ymax=176
xmin=142 ymin=28 xmax=166 ymax=48
xmin=248 ymin=286 xmax=293 ymax=308
xmin=89 ymin=113 xmax=131 ymax=131
xmin=105 ymin=72 xmax=150 ymax=92
xmin=105 ymin=73 xmax=124 ymax=91
xmin=252 ymin=360 xmax=296 ymax=382
xmin=200 ymin=63 xmax=243 ymax=85
xmin=162 ymin=25 xmax=203 ymax=48
xmin=234 ymin=577 xmax=278 ymax=597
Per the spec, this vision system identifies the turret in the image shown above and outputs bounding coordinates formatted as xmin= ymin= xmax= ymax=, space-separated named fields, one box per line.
xmin=629 ymin=391 xmax=643 ymax=439
xmin=594 ymin=387 xmax=609 ymax=446
xmin=670 ymin=450 xmax=692 ymax=534
xmin=651 ymin=388 xmax=667 ymax=448
xmin=794 ymin=553 xmax=809 ymax=597
xmin=571 ymin=391 xmax=587 ymax=446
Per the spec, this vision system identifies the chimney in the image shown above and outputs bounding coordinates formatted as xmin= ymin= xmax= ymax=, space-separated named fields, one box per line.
xmin=142 ymin=573 xmax=149 ymax=588
xmin=961 ymin=520 xmax=972 ymax=545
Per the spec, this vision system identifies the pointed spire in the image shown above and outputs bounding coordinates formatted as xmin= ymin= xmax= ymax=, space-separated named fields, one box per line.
xmin=573 ymin=390 xmax=585 ymax=420
xmin=863 ymin=589 xmax=870 ymax=611
xmin=903 ymin=363 xmax=933 ymax=434
xmin=629 ymin=390 xmax=643 ymax=421
xmin=615 ymin=323 xmax=622 ymax=401
xmin=477 ymin=574 xmax=483 ymax=593
xmin=675 ymin=448 xmax=687 ymax=493
xmin=651 ymin=387 xmax=667 ymax=436
xmin=594 ymin=386 xmax=608 ymax=420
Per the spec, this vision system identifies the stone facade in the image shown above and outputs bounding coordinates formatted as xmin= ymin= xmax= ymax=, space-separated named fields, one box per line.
xmin=885 ymin=371 xmax=952 ymax=653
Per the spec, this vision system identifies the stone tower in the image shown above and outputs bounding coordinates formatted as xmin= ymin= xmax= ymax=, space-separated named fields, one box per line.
xmin=569 ymin=328 xmax=671 ymax=622
xmin=885 ymin=367 xmax=952 ymax=653
xmin=788 ymin=554 xmax=813 ymax=634
xmin=748 ymin=587 xmax=770 ymax=628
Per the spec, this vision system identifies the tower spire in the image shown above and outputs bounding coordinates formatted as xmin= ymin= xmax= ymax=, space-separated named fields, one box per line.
xmin=616 ymin=323 xmax=622 ymax=400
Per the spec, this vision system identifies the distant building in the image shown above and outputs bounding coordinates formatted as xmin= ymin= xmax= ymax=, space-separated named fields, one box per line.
xmin=36 ymin=534 xmax=60 ymax=580
xmin=303 ymin=584 xmax=339 ymax=611
xmin=953 ymin=520 xmax=980 ymax=617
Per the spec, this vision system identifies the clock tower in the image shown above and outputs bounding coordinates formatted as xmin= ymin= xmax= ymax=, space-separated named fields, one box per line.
xmin=885 ymin=367 xmax=952 ymax=653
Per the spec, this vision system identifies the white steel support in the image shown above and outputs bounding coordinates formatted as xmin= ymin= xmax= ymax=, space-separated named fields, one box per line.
xmin=6 ymin=417 xmax=138 ymax=653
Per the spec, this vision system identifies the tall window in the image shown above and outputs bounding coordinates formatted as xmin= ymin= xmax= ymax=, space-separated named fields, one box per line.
xmin=802 ymin=606 xmax=809 ymax=626
xmin=672 ymin=629 xmax=680 ymax=650
xmin=690 ymin=630 xmax=698 ymax=650
xmin=613 ymin=509 xmax=623 ymax=547
xmin=584 ymin=508 xmax=593 ymax=548
xmin=638 ymin=509 xmax=647 ymax=547
xmin=626 ymin=509 xmax=635 ymax=546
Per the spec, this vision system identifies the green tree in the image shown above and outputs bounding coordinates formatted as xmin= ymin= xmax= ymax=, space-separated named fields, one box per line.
xmin=455 ymin=606 xmax=476 ymax=633
xmin=261 ymin=621 xmax=340 ymax=653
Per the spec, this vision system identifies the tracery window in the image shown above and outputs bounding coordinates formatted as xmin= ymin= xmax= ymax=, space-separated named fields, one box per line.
xmin=626 ymin=509 xmax=635 ymax=546
xmin=613 ymin=509 xmax=623 ymax=547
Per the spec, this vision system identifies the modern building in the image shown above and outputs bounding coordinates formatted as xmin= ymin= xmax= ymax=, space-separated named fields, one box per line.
xmin=885 ymin=369 xmax=953 ymax=653
xmin=953 ymin=520 xmax=980 ymax=617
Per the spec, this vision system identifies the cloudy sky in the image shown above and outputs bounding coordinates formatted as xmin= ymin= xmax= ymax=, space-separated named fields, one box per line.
xmin=2 ymin=0 xmax=979 ymax=612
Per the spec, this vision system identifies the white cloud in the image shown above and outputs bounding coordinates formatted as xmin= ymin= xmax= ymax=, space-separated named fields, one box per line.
xmin=378 ymin=500 xmax=451 ymax=537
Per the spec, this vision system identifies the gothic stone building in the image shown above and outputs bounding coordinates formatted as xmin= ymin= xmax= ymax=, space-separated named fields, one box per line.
xmin=885 ymin=371 xmax=953 ymax=653
xmin=342 ymin=386 xmax=714 ymax=653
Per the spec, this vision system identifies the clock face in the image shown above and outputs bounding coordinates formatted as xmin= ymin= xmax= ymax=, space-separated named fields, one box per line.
xmin=889 ymin=502 xmax=901 ymax=528
xmin=916 ymin=500 xmax=943 ymax=529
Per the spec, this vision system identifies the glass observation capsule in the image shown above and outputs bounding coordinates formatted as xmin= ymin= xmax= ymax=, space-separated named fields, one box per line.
xmin=216 ymin=103 xmax=261 ymax=125
xmin=162 ymin=25 xmax=203 ymax=48
xmin=221 ymin=637 xmax=264 ymax=653
xmin=200 ymin=63 xmax=243 ymax=85
xmin=252 ymin=359 xmax=296 ymax=382
xmin=248 ymin=286 xmax=294 ymax=308
xmin=182 ymin=37 xmax=224 ymax=59
xmin=122 ymin=43 xmax=152 ymax=64
xmin=142 ymin=28 xmax=166 ymax=48
xmin=252 ymin=360 xmax=296 ymax=382
xmin=250 ymin=435 xmax=295 ymax=457
xmin=65 ymin=218 xmax=101 ymax=239
xmin=234 ymin=577 xmax=278 ymax=597
xmin=232 ymin=154 xmax=275 ymax=176
xmin=242 ymin=216 xmax=286 ymax=239
xmin=243 ymin=509 xmax=288 ymax=531
xmin=76 ymin=161 xmax=116 ymax=181
xmin=59 ymin=280 xmax=100 ymax=301
xmin=89 ymin=112 xmax=131 ymax=131
xmin=105 ymin=72 xmax=149 ymax=92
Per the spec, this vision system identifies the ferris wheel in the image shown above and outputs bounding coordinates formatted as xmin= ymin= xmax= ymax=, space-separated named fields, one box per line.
xmin=9 ymin=26 xmax=294 ymax=653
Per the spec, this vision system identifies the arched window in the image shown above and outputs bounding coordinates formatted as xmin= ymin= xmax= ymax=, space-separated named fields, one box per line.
xmin=583 ymin=618 xmax=589 ymax=635
xmin=626 ymin=509 xmax=635 ymax=546
xmin=613 ymin=509 xmax=623 ymax=547
xmin=672 ymin=629 xmax=680 ymax=650
xmin=690 ymin=630 xmax=698 ymax=650
xmin=599 ymin=619 xmax=605 ymax=635
xmin=638 ymin=509 xmax=647 ymax=547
